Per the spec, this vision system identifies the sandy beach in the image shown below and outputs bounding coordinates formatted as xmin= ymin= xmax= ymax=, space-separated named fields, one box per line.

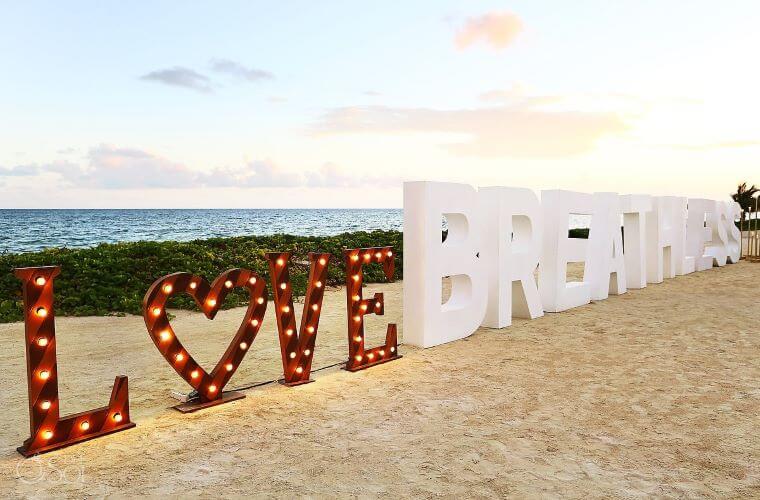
xmin=0 ymin=262 xmax=757 ymax=497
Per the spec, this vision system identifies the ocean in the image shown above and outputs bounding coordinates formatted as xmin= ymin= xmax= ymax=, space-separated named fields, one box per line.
xmin=0 ymin=209 xmax=591 ymax=254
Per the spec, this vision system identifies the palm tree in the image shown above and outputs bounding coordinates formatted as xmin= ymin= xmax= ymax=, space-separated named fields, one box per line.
xmin=732 ymin=182 xmax=759 ymax=230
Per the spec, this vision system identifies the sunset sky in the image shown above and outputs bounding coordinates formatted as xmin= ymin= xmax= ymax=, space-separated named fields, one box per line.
xmin=1 ymin=1 xmax=758 ymax=208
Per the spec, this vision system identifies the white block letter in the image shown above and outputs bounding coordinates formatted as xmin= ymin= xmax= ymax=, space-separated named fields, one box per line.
xmin=585 ymin=192 xmax=626 ymax=300
xmin=620 ymin=194 xmax=651 ymax=289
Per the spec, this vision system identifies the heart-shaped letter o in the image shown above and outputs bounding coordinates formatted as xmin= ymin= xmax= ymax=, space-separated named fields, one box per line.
xmin=142 ymin=269 xmax=267 ymax=404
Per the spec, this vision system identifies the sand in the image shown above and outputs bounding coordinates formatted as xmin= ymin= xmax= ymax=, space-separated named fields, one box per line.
xmin=0 ymin=262 xmax=758 ymax=497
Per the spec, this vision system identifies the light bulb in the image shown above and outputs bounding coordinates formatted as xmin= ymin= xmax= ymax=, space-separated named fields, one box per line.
xmin=379 ymin=350 xmax=385 ymax=356
xmin=304 ymin=349 xmax=311 ymax=356
xmin=311 ymin=304 xmax=318 ymax=311
xmin=42 ymin=429 xmax=53 ymax=440
xmin=364 ymin=254 xmax=371 ymax=261
xmin=354 ymin=335 xmax=362 ymax=342
xmin=353 ymin=294 xmax=361 ymax=301
xmin=175 ymin=353 xmax=184 ymax=362
xmin=113 ymin=413 xmax=122 ymax=423
xmin=375 ymin=301 xmax=381 ymax=308
xmin=360 ymin=304 xmax=367 ymax=311
xmin=159 ymin=330 xmax=172 ymax=342
xmin=295 ymin=366 xmax=303 ymax=374
xmin=189 ymin=282 xmax=197 ymax=289
xmin=40 ymin=400 xmax=51 ymax=410
xmin=39 ymin=370 xmax=50 ymax=380
xmin=36 ymin=337 xmax=48 ymax=347
xmin=35 ymin=276 xmax=46 ymax=286
xmin=225 ymin=363 xmax=233 ymax=371
xmin=352 ymin=274 xmax=360 ymax=282
xmin=319 ymin=258 xmax=326 ymax=265
xmin=162 ymin=284 xmax=173 ymax=294
xmin=207 ymin=298 xmax=217 ymax=307
xmin=367 ymin=353 xmax=375 ymax=360
xmin=208 ymin=384 xmax=217 ymax=393
xmin=282 ymin=305 xmax=290 ymax=313
xmin=289 ymin=352 xmax=296 ymax=359
xmin=353 ymin=315 xmax=361 ymax=322
xmin=80 ymin=421 xmax=90 ymax=431
xmin=152 ymin=307 xmax=161 ymax=317
xmin=307 ymin=326 xmax=314 ymax=333
xmin=354 ymin=355 xmax=362 ymax=362
xmin=191 ymin=370 xmax=199 ymax=379
xmin=387 ymin=251 xmax=393 ymax=257
xmin=375 ymin=252 xmax=381 ymax=259
xmin=276 ymin=258 xmax=284 ymax=266
xmin=315 ymin=281 xmax=322 ymax=288
xmin=280 ymin=283 xmax=287 ymax=290
xmin=240 ymin=342 xmax=248 ymax=350
xmin=257 ymin=297 xmax=264 ymax=304
xmin=225 ymin=280 xmax=233 ymax=288
xmin=286 ymin=328 xmax=293 ymax=336
xmin=249 ymin=277 xmax=257 ymax=285
xmin=251 ymin=318 xmax=259 ymax=326
xmin=35 ymin=307 xmax=48 ymax=318
xmin=351 ymin=255 xmax=359 ymax=261
xmin=390 ymin=346 xmax=396 ymax=353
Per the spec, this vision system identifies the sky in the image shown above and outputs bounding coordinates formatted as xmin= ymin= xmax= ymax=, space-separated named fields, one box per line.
xmin=1 ymin=1 xmax=758 ymax=208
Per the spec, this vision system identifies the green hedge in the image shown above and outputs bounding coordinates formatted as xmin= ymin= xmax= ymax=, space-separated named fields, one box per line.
xmin=0 ymin=231 xmax=403 ymax=323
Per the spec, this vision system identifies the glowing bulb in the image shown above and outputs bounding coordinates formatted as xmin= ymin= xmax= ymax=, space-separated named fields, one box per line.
xmin=113 ymin=413 xmax=123 ymax=423
xmin=240 ymin=342 xmax=248 ymax=350
xmin=251 ymin=318 xmax=259 ymax=327
xmin=375 ymin=301 xmax=381 ymax=308
xmin=354 ymin=335 xmax=362 ymax=342
xmin=354 ymin=355 xmax=362 ymax=362
xmin=364 ymin=254 xmax=371 ymax=261
xmin=36 ymin=337 xmax=48 ymax=347
xmin=295 ymin=367 xmax=303 ymax=374
xmin=387 ymin=251 xmax=393 ymax=257
xmin=80 ymin=421 xmax=90 ymax=431
xmin=304 ymin=349 xmax=311 ymax=356
xmin=189 ymin=282 xmax=197 ymax=290
xmin=225 ymin=363 xmax=233 ymax=371
xmin=319 ymin=258 xmax=326 ymax=265
xmin=352 ymin=275 xmax=359 ymax=282
xmin=40 ymin=400 xmax=51 ymax=410
xmin=276 ymin=258 xmax=284 ymax=266
xmin=307 ymin=326 xmax=314 ymax=333
xmin=35 ymin=276 xmax=46 ymax=286
xmin=353 ymin=315 xmax=361 ymax=322
xmin=390 ymin=346 xmax=396 ymax=353
xmin=35 ymin=307 xmax=48 ymax=318
xmin=360 ymin=304 xmax=367 ymax=311
xmin=280 ymin=283 xmax=287 ymax=290
xmin=315 ymin=281 xmax=322 ymax=288
xmin=286 ymin=328 xmax=293 ymax=336
xmin=375 ymin=252 xmax=381 ymax=259
xmin=311 ymin=304 xmax=319 ymax=311
xmin=249 ymin=277 xmax=257 ymax=285
xmin=152 ymin=307 xmax=161 ymax=317
xmin=207 ymin=298 xmax=217 ymax=307
xmin=367 ymin=353 xmax=375 ymax=360
xmin=289 ymin=352 xmax=296 ymax=359
xmin=379 ymin=350 xmax=385 ymax=356
xmin=175 ymin=353 xmax=184 ymax=362
xmin=282 ymin=305 xmax=290 ymax=313
xmin=162 ymin=283 xmax=173 ymax=294
xmin=257 ymin=297 xmax=264 ymax=304
xmin=39 ymin=370 xmax=50 ymax=380
xmin=190 ymin=370 xmax=199 ymax=379
xmin=42 ymin=429 xmax=53 ymax=440
xmin=208 ymin=384 xmax=217 ymax=393
xmin=159 ymin=330 xmax=172 ymax=342
xmin=353 ymin=294 xmax=361 ymax=301
xmin=351 ymin=255 xmax=359 ymax=261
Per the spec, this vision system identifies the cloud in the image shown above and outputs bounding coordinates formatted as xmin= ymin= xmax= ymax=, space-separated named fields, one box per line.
xmin=313 ymin=101 xmax=628 ymax=158
xmin=455 ymin=12 xmax=523 ymax=50
xmin=140 ymin=67 xmax=213 ymax=93
xmin=210 ymin=58 xmax=274 ymax=82
xmin=0 ymin=145 xmax=394 ymax=189
xmin=657 ymin=140 xmax=760 ymax=151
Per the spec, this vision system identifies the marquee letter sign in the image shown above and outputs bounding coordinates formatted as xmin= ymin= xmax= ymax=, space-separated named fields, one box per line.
xmin=14 ymin=266 xmax=135 ymax=457
xmin=142 ymin=268 xmax=267 ymax=413
xmin=265 ymin=252 xmax=330 ymax=386
xmin=344 ymin=247 xmax=400 ymax=371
